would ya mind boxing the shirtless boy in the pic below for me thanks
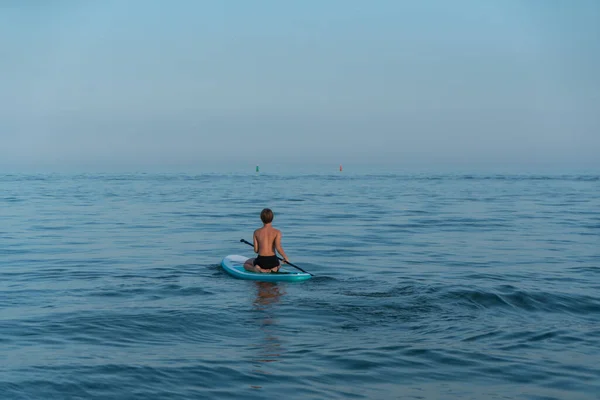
[244,208,289,273]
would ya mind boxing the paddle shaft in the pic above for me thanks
[240,239,313,276]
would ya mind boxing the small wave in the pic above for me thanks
[403,217,511,230]
[2,196,23,203]
[444,288,600,315]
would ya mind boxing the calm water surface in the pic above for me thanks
[1,172,599,399]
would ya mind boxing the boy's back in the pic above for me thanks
[254,225,281,257]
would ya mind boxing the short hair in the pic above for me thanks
[260,208,274,224]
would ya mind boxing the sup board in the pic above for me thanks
[221,255,312,282]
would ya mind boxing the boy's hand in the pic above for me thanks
[282,258,289,264]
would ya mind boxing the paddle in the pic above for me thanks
[240,239,314,276]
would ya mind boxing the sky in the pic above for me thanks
[1,0,599,171]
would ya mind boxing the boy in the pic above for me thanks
[244,208,289,273]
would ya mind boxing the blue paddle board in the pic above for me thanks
[221,255,312,282]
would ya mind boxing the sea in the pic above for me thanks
[1,170,599,399]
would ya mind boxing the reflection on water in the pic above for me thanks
[249,282,285,387]
[253,282,285,308]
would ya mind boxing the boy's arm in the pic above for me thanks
[253,231,259,253]
[275,231,289,262]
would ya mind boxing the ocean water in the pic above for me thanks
[1,172,599,400]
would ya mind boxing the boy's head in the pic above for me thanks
[260,208,274,224]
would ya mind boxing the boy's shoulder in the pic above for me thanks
[255,225,280,234]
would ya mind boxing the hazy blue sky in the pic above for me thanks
[1,0,599,171]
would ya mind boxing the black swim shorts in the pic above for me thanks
[253,255,280,270]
